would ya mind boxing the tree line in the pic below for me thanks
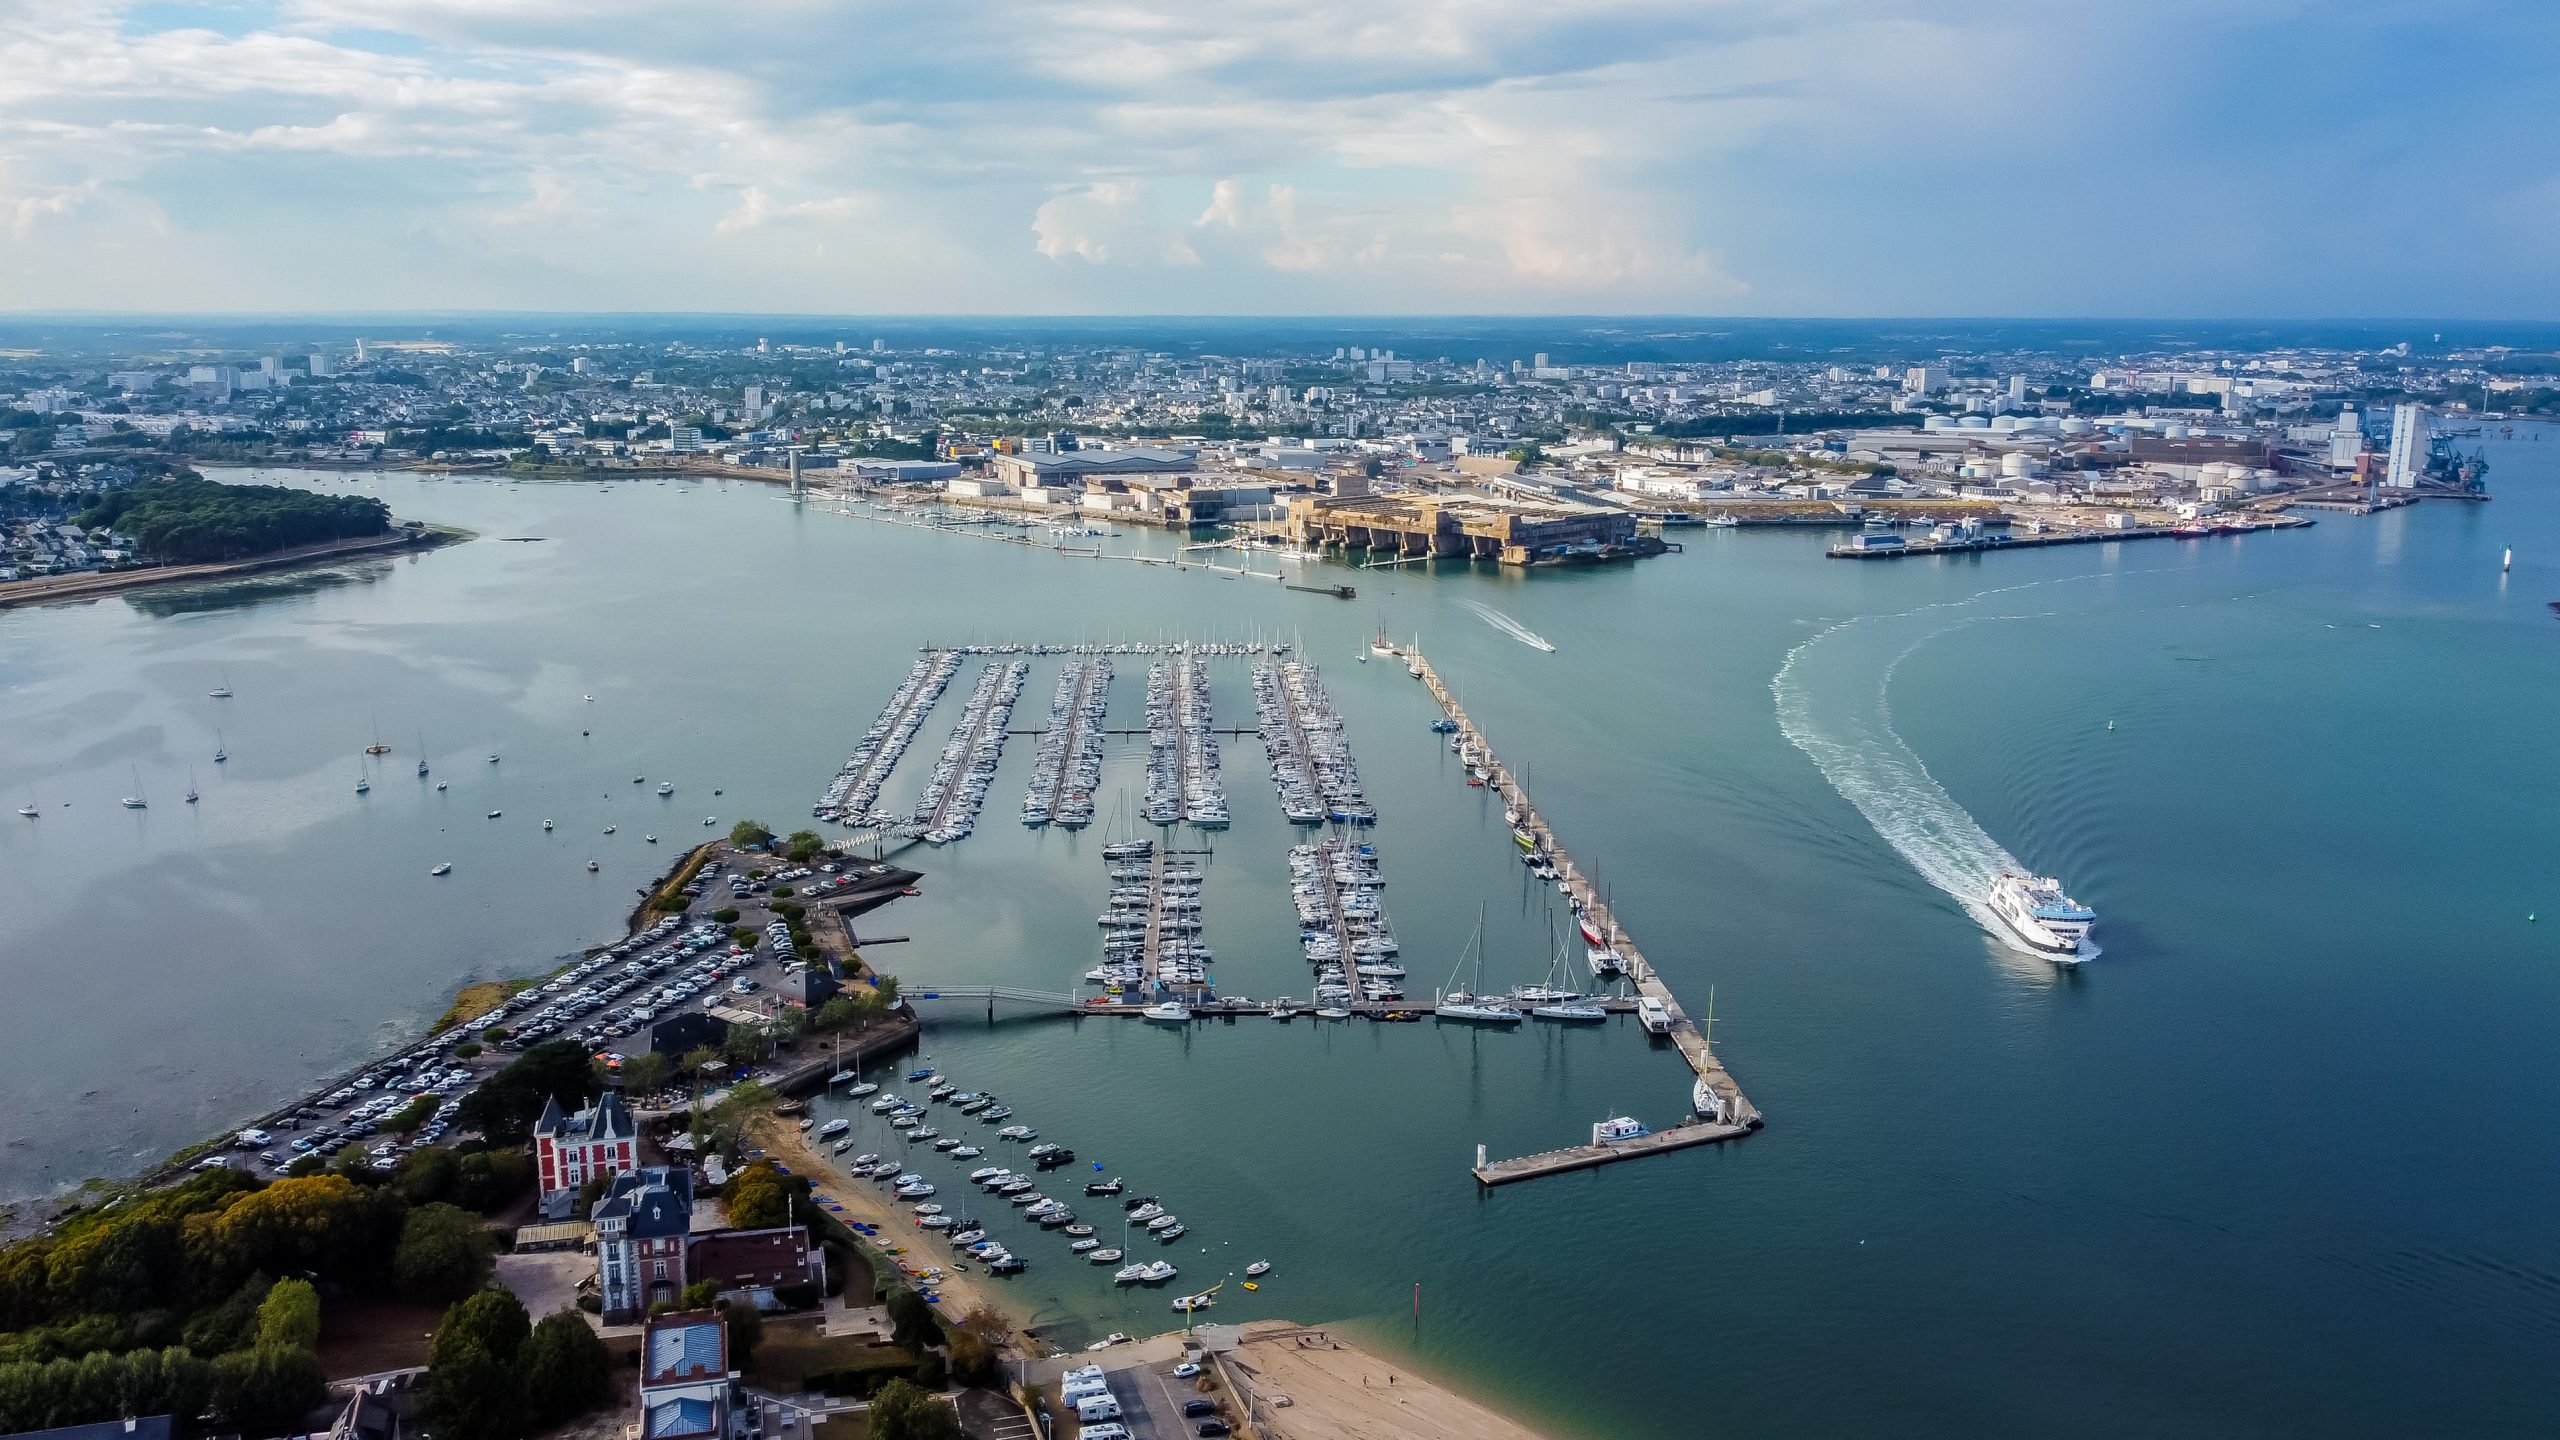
[75,475,390,563]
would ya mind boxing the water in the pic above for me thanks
[5,443,2558,1436]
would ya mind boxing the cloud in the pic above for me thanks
[0,0,2547,314]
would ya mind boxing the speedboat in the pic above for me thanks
[1171,1290,1215,1313]
[1128,1201,1164,1222]
[1245,1260,1271,1277]
[1141,1001,1193,1023]
[1070,1238,1100,1252]
[997,1124,1035,1141]
[430,863,452,877]
[1089,1248,1124,1264]
[1085,1179,1124,1196]
[1145,1213,1180,1231]
[657,782,674,796]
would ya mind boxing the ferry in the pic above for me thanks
[1986,872,2096,960]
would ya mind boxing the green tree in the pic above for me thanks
[255,1276,321,1351]
[719,1299,762,1366]
[210,1344,327,1433]
[696,1080,774,1158]
[518,1310,613,1427]
[883,1286,938,1350]
[452,1150,535,1213]
[867,1379,962,1440]
[721,1023,772,1066]
[424,1288,530,1440]
[620,1051,672,1094]
[458,1039,599,1142]
[396,1145,463,1205]
[729,819,775,850]
[395,1204,495,1302]
[784,830,824,863]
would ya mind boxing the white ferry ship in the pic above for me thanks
[1986,872,2095,960]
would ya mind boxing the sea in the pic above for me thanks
[3,430,2556,1437]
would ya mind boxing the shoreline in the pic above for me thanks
[0,525,465,610]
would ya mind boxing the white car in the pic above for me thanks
[1173,1362,1201,1379]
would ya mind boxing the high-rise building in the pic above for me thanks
[2006,374,2027,402]
[307,352,332,377]
[1533,352,1551,370]
[571,356,589,374]
[2384,403,2428,488]
[670,426,705,453]
[2328,408,2365,468]
[259,355,281,378]
[1904,366,1950,395]
[742,386,765,418]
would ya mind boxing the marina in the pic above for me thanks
[813,650,962,824]
[1393,642,1764,1183]
[905,657,1029,844]
[1021,656,1112,828]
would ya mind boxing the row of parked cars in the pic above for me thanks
[484,917,746,1052]
[1060,1360,1228,1438]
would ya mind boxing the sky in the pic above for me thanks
[1,0,2555,317]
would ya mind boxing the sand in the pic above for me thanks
[754,1117,1024,1334]
[1215,1320,1554,1440]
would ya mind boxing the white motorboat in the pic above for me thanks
[849,1082,880,1097]
[1593,1115,1650,1143]
[1141,1002,1193,1023]
[657,782,674,796]
[430,863,452,877]
[817,1118,850,1138]
[1245,1260,1271,1277]
[1089,1248,1124,1264]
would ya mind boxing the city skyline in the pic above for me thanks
[4,1,2557,318]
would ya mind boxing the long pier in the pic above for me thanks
[1397,645,1763,1185]
[1827,514,2312,560]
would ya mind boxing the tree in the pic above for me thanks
[518,1310,613,1428]
[721,1023,772,1066]
[620,1051,672,1094]
[730,819,775,850]
[722,1162,804,1230]
[773,1006,809,1044]
[396,1145,463,1205]
[867,1380,962,1440]
[872,974,901,1008]
[814,995,863,1032]
[256,1277,321,1351]
[210,1345,327,1433]
[425,1288,530,1440]
[459,1039,599,1142]
[696,1080,773,1158]
[883,1286,938,1351]
[395,1204,495,1302]
[719,1299,762,1366]
[785,830,824,863]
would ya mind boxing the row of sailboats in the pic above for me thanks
[1433,905,1620,1024]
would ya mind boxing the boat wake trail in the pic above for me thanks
[1457,600,1556,652]
[1771,576,2123,951]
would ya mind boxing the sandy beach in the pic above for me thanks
[1214,1320,1555,1440]
[754,1117,1027,1332]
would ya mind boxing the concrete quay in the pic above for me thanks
[1396,644,1764,1185]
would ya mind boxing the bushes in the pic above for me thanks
[651,895,689,913]
[255,1278,320,1351]
[518,1310,614,1428]
[385,1096,438,1133]
[394,1204,495,1302]
[802,1348,930,1400]
[712,908,740,924]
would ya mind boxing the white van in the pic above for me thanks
[1076,1426,1128,1440]
[1060,1381,1111,1407]
[1073,1396,1122,1424]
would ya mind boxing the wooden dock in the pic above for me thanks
[1398,646,1763,1186]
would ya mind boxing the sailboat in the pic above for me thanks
[208,670,234,699]
[185,768,200,804]
[416,734,430,778]
[18,787,39,819]
[213,729,228,763]
[1369,620,1395,657]
[120,766,147,809]
[1434,907,1521,1023]
[354,773,370,794]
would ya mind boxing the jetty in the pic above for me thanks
[1398,644,1763,1184]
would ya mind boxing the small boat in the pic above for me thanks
[208,672,233,699]
[487,810,502,819]
[1070,1238,1100,1253]
[908,1067,936,1081]
[184,769,199,804]
[1141,1001,1193,1023]
[1089,1248,1124,1264]
[435,781,447,791]
[1314,1006,1352,1020]
[586,860,599,872]
[1243,1281,1258,1290]
[542,819,554,830]
[1086,1179,1124,1196]
[1063,1223,1095,1237]
[704,816,717,826]
[430,862,452,877]
[848,1082,880,1097]
[1593,1115,1650,1144]
[1533,1000,1608,1022]
[657,782,674,796]
[354,776,370,794]
[488,754,500,763]
[1245,1260,1271,1277]
[644,835,657,844]
[1156,1222,1186,1241]
[633,776,645,785]
[828,1070,857,1086]
[603,825,616,834]
[1145,1213,1180,1231]
[213,732,227,763]
[817,1118,850,1138]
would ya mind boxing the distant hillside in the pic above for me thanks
[76,475,391,563]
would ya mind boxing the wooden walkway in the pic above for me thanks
[1396,644,1764,1184]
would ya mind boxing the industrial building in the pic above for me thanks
[1280,490,1655,565]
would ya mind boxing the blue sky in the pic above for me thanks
[2,1,2555,316]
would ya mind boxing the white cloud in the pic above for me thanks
[0,0,2542,314]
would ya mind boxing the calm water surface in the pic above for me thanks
[4,440,2557,1437]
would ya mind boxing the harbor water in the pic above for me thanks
[4,438,2558,1437]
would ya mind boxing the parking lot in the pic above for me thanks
[1059,1350,1234,1440]
[209,842,902,1180]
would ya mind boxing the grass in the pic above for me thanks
[743,1321,910,1393]
[436,978,533,1031]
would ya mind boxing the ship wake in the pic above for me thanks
[1457,599,1556,652]
[1772,578,2102,957]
